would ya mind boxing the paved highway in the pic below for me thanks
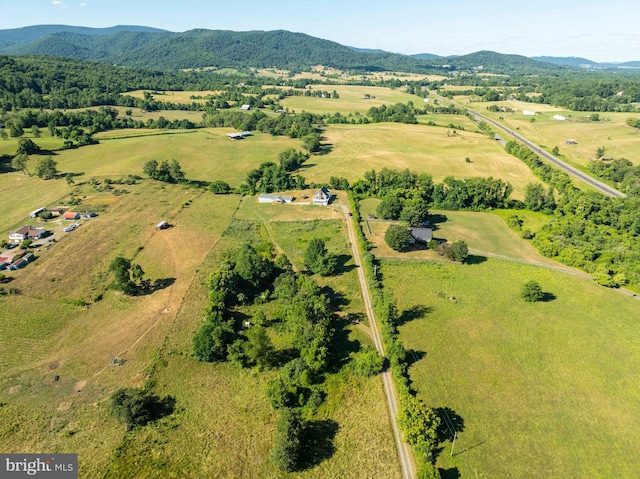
[429,92,625,198]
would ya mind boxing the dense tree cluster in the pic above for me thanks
[241,159,305,195]
[505,141,573,193]
[521,281,544,302]
[384,225,413,252]
[366,102,420,124]
[108,256,145,295]
[142,159,185,183]
[588,158,640,197]
[108,387,175,429]
[303,238,338,276]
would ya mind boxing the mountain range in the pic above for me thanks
[0,25,637,74]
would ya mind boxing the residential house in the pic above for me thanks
[313,187,331,206]
[9,226,46,244]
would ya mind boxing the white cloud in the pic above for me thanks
[52,0,67,6]
[79,2,86,6]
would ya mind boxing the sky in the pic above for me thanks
[1,0,639,62]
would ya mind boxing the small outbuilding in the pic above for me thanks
[29,207,46,218]
[155,221,170,230]
[411,227,433,243]
[258,194,294,204]
[566,139,577,145]
[523,110,535,116]
[553,115,566,121]
[62,211,80,220]
[227,131,252,140]
[9,258,28,271]
[240,104,251,111]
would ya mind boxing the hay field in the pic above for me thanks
[123,89,223,103]
[306,123,540,198]
[62,129,300,186]
[384,258,640,478]
[279,85,418,115]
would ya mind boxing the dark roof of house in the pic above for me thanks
[411,227,433,242]
[314,186,331,199]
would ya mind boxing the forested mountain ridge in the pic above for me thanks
[0,28,447,73]
[0,26,573,75]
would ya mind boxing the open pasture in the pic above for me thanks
[0,183,241,476]
[60,129,300,186]
[279,84,418,115]
[384,258,640,478]
[306,123,540,198]
[467,101,640,165]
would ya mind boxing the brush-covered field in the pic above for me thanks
[383,257,640,478]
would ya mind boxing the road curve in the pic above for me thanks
[429,92,625,198]
[341,204,415,479]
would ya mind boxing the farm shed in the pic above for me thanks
[240,104,251,111]
[9,258,28,271]
[411,227,433,243]
[62,211,80,220]
[156,221,169,230]
[227,131,252,140]
[29,207,46,218]
[258,194,294,204]
[553,115,566,121]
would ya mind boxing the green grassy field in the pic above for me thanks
[64,128,300,186]
[306,123,540,198]
[359,199,558,266]
[383,258,640,478]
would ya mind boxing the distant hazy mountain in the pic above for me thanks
[531,56,640,70]
[348,46,392,54]
[0,24,167,48]
[532,56,598,67]
[410,53,443,60]
[433,51,568,74]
